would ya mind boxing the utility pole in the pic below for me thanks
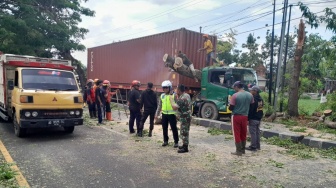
[274,0,288,112]
[280,4,293,112]
[268,0,276,105]
[200,26,202,34]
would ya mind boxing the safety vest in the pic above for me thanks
[161,94,176,115]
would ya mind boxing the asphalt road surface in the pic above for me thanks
[0,115,248,188]
[1,108,335,188]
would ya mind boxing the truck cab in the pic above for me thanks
[192,66,258,120]
[0,54,83,137]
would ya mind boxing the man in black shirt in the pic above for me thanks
[129,80,141,134]
[247,85,264,151]
[139,82,157,137]
[95,80,106,124]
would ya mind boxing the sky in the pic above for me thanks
[72,0,336,66]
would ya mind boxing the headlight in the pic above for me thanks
[32,111,38,117]
[75,110,80,116]
[70,111,75,115]
[25,112,31,117]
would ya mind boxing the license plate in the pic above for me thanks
[48,120,64,126]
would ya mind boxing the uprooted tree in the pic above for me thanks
[163,53,202,82]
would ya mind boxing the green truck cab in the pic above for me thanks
[192,66,258,120]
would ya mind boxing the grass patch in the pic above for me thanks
[267,159,284,168]
[205,153,216,162]
[298,99,320,115]
[278,119,298,128]
[0,161,18,188]
[207,128,232,136]
[289,127,307,132]
[265,137,336,160]
[308,122,336,135]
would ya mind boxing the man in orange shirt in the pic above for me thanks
[198,34,215,66]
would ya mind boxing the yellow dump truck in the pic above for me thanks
[0,54,83,137]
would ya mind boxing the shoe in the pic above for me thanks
[148,130,152,137]
[231,142,243,156]
[162,142,168,147]
[173,143,179,148]
[246,146,257,151]
[241,140,246,154]
[178,145,189,153]
[137,131,143,137]
[178,145,183,149]
[130,130,135,134]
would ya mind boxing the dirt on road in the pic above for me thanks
[84,107,336,188]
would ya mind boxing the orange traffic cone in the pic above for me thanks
[107,112,113,121]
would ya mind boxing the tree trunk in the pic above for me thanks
[163,54,202,81]
[288,20,305,117]
[61,50,87,91]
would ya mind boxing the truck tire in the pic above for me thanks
[200,103,219,120]
[64,126,75,133]
[13,112,26,137]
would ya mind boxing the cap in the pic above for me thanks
[249,85,261,92]
[232,81,243,88]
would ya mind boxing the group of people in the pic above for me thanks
[127,80,191,153]
[83,78,263,155]
[84,79,116,124]
[229,81,264,156]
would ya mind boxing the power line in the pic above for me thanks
[234,7,336,36]
[85,0,206,39]
[92,0,245,44]
[93,0,269,45]
[204,2,272,28]
[204,4,276,33]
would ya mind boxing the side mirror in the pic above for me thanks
[8,80,14,90]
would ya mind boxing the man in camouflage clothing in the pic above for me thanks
[172,84,191,153]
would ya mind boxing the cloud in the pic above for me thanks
[72,0,336,66]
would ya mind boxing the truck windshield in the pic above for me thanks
[231,69,257,86]
[22,69,78,91]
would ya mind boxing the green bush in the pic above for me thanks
[260,92,274,116]
[300,95,311,100]
[317,92,336,121]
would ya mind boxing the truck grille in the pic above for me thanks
[20,109,82,119]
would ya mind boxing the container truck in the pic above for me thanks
[87,28,258,120]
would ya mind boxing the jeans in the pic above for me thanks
[248,119,261,149]
[206,52,215,66]
[97,103,103,123]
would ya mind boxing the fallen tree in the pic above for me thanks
[163,54,202,82]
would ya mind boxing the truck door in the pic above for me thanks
[206,70,229,104]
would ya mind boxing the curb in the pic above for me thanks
[192,117,336,149]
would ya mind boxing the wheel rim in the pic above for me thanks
[204,106,213,118]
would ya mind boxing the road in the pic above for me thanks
[0,112,247,188]
[1,109,336,188]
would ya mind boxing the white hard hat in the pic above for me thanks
[161,80,172,88]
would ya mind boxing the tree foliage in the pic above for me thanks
[0,0,95,89]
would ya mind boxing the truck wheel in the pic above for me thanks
[64,126,75,133]
[200,103,219,120]
[13,113,26,137]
